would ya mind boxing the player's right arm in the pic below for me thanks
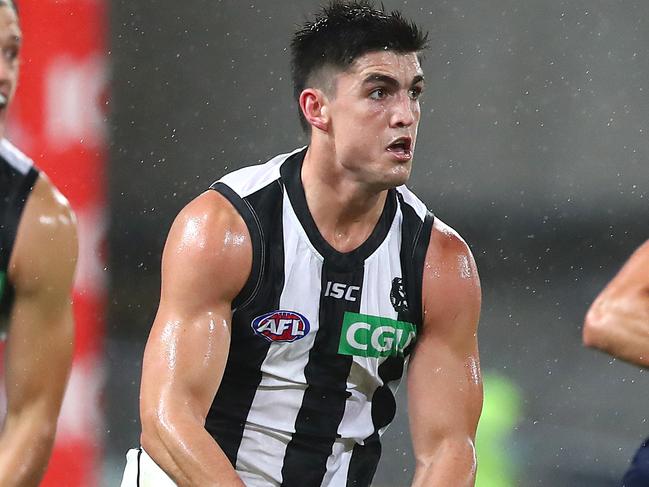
[0,175,77,487]
[139,190,250,486]
[583,239,649,368]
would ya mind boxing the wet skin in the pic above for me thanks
[300,51,425,253]
[302,51,425,193]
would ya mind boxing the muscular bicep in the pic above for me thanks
[4,175,77,424]
[140,190,252,425]
[407,219,482,462]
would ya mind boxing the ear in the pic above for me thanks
[299,88,329,132]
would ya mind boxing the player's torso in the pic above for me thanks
[206,148,432,487]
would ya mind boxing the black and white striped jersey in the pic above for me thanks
[208,147,434,487]
[0,139,39,326]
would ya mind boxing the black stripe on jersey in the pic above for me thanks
[280,265,364,487]
[0,164,38,318]
[136,447,142,487]
[0,278,15,323]
[210,182,263,310]
[346,441,381,487]
[280,150,397,270]
[205,181,285,466]
[396,193,435,335]
[1,165,38,271]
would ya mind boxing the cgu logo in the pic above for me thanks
[338,312,416,358]
[324,281,360,302]
[251,310,310,343]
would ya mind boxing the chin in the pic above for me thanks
[389,165,412,186]
[376,171,410,191]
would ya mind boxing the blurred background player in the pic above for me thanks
[0,1,77,485]
[122,1,482,485]
[583,240,649,486]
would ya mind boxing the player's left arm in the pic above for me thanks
[408,218,483,487]
[0,174,77,486]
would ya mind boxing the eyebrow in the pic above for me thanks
[362,73,425,88]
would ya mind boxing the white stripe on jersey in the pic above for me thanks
[396,184,428,221]
[0,139,34,175]
[321,439,355,486]
[219,147,305,198]
[236,424,291,487]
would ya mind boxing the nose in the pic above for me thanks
[0,54,12,87]
[0,57,9,82]
[390,92,417,128]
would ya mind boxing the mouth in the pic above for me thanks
[386,136,413,161]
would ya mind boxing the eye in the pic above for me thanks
[369,88,387,100]
[408,86,423,100]
[3,46,19,63]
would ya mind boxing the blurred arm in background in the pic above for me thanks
[139,190,248,486]
[408,219,483,486]
[0,174,77,487]
[583,239,649,368]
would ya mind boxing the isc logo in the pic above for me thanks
[251,310,310,343]
[324,281,360,302]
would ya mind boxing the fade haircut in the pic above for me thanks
[291,0,428,131]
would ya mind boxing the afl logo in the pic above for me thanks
[251,310,311,343]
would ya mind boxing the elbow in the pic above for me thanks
[140,404,172,452]
[414,436,477,481]
[582,305,609,351]
[35,422,58,454]
[140,399,196,454]
[19,420,58,470]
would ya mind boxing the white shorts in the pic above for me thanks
[120,447,177,487]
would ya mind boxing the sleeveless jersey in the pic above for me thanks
[207,147,434,487]
[0,140,39,327]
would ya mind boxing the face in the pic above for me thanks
[325,50,424,190]
[0,4,20,138]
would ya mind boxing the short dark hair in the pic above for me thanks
[291,0,428,131]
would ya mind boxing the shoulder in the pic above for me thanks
[162,190,252,302]
[427,217,473,262]
[421,217,481,333]
[9,173,78,293]
[169,189,249,249]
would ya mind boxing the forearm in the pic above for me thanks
[142,410,244,487]
[0,414,56,487]
[411,438,477,487]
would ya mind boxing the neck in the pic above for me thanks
[301,143,388,253]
